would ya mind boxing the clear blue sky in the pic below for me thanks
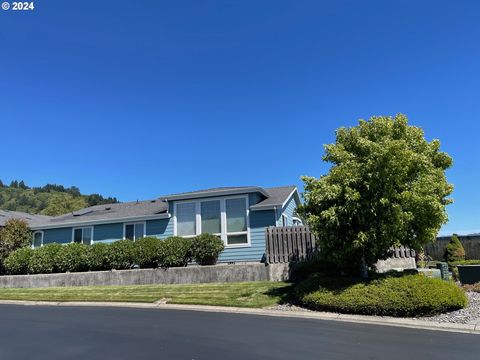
[1,1,479,235]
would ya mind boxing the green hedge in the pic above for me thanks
[134,237,163,268]
[295,273,467,317]
[159,236,192,268]
[4,234,224,275]
[191,233,224,265]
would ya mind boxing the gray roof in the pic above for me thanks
[0,210,52,227]
[159,186,269,201]
[250,186,298,210]
[33,199,169,228]
[30,185,299,229]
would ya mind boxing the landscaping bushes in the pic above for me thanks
[86,243,111,271]
[444,234,465,263]
[3,233,225,275]
[295,273,467,317]
[134,237,163,268]
[57,243,89,273]
[108,240,136,270]
[158,236,192,268]
[27,243,63,274]
[191,234,224,265]
[3,247,33,275]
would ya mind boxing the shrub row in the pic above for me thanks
[295,273,467,317]
[4,234,225,275]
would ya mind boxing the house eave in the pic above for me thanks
[30,213,171,230]
[161,187,269,202]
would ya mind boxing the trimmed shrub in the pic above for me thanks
[107,240,136,270]
[86,243,111,271]
[191,233,224,265]
[4,247,34,275]
[56,243,89,273]
[134,237,163,268]
[444,234,465,263]
[28,243,63,274]
[159,236,192,268]
[289,254,340,282]
[295,273,467,317]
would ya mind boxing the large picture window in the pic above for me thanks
[174,196,249,247]
[73,227,93,245]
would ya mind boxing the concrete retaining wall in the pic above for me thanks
[0,263,290,289]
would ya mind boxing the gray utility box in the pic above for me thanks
[457,265,480,285]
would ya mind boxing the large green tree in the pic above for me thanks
[298,114,453,274]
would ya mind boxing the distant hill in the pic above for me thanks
[0,180,118,216]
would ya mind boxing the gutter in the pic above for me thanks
[30,213,171,230]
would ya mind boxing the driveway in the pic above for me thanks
[0,305,478,359]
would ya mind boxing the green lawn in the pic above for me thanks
[0,282,292,308]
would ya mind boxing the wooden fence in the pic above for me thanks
[425,235,480,261]
[265,226,415,264]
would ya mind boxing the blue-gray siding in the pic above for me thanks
[93,223,123,243]
[146,218,173,239]
[218,209,276,262]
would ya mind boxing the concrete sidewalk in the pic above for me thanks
[0,299,478,335]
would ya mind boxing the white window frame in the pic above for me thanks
[123,221,146,241]
[71,226,93,245]
[32,231,44,249]
[173,195,250,248]
[282,214,288,227]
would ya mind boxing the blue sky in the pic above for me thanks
[0,1,479,234]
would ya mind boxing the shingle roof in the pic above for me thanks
[33,199,168,228]
[0,210,52,227]
[250,185,298,210]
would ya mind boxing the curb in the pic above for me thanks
[0,299,478,334]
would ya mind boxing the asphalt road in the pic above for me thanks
[0,305,478,360]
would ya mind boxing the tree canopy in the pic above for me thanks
[0,180,118,216]
[298,114,453,273]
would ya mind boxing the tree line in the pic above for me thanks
[0,180,118,216]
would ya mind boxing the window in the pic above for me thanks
[225,198,248,245]
[32,231,43,248]
[73,227,93,245]
[201,200,221,234]
[176,202,196,236]
[282,214,288,227]
[174,196,249,247]
[124,222,145,241]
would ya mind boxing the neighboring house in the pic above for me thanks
[28,186,302,262]
[0,210,51,228]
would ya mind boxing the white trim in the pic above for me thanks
[173,195,251,248]
[32,231,44,249]
[71,226,93,245]
[281,214,288,227]
[30,213,170,231]
[123,221,146,241]
[281,187,298,209]
[292,216,303,225]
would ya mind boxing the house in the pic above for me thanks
[28,186,302,263]
[0,210,51,228]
